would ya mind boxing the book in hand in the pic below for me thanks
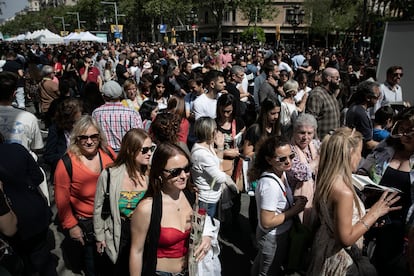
[352,174,402,193]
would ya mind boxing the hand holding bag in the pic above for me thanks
[101,168,111,220]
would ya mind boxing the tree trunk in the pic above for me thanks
[151,18,156,43]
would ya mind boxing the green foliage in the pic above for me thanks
[240,26,265,44]
[238,0,279,24]
[304,0,361,35]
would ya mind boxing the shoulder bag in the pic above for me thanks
[101,168,111,220]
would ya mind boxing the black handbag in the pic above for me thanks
[345,244,378,276]
[101,168,111,220]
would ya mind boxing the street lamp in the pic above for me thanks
[66,12,81,30]
[286,5,305,44]
[186,7,198,44]
[53,16,67,32]
[101,1,121,32]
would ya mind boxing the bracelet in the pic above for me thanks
[359,219,370,230]
[217,147,224,151]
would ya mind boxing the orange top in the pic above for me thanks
[54,148,115,229]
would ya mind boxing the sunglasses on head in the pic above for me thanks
[141,145,156,154]
[77,134,100,142]
[163,165,191,177]
[274,152,296,163]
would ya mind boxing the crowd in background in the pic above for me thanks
[0,39,412,276]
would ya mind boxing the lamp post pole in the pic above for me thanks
[67,12,80,30]
[101,1,120,32]
[286,5,305,46]
[53,16,66,32]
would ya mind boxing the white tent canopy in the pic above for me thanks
[5,34,27,41]
[80,31,105,42]
[63,31,105,44]
[63,32,82,44]
[27,29,63,44]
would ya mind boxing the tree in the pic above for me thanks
[240,26,265,44]
[304,0,360,47]
[238,0,279,26]
[198,0,237,41]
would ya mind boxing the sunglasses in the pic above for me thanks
[393,73,403,78]
[274,152,296,163]
[390,121,414,138]
[77,134,100,143]
[141,145,156,154]
[163,165,191,177]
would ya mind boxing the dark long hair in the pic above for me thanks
[257,97,281,136]
[145,143,190,198]
[216,93,235,124]
[111,128,151,180]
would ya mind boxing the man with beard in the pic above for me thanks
[193,70,225,120]
[346,80,381,157]
[258,62,280,104]
[306,67,341,139]
[374,65,406,113]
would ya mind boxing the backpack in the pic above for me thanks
[61,150,115,182]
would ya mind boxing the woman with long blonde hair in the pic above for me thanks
[308,127,401,275]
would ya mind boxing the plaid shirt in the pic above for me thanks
[306,86,340,139]
[92,103,143,151]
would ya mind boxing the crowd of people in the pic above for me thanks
[0,39,412,276]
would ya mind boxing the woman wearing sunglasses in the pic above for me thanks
[191,117,227,217]
[249,135,307,276]
[94,128,153,275]
[359,107,414,275]
[130,143,212,275]
[54,115,116,276]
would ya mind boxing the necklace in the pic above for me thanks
[161,191,181,211]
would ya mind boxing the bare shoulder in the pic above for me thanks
[330,176,354,203]
[135,197,153,216]
[131,197,153,229]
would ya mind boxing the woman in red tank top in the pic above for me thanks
[130,143,212,276]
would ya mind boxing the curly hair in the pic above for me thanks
[248,135,290,182]
[150,112,180,144]
[54,98,83,131]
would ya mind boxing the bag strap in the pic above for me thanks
[259,174,292,207]
[61,149,113,183]
[105,168,110,198]
[61,153,72,182]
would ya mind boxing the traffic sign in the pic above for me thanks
[159,24,167,34]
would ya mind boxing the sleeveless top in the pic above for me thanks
[157,228,191,258]
[119,190,146,218]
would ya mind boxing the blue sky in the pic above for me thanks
[2,0,28,20]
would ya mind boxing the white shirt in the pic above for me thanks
[256,172,293,235]
[192,93,217,120]
[0,105,44,157]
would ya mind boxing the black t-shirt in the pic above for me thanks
[217,118,245,150]
[3,60,24,87]
[116,63,128,86]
